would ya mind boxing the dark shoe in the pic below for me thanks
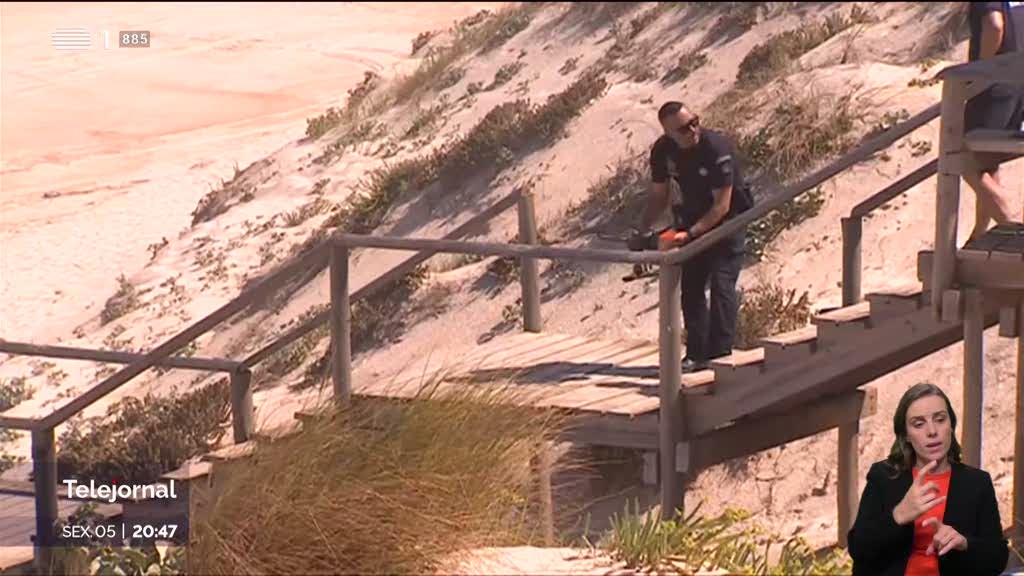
[681,357,709,373]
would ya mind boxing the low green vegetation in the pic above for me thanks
[100,274,142,325]
[56,379,230,484]
[0,376,33,474]
[735,279,813,349]
[602,500,851,574]
[736,5,876,88]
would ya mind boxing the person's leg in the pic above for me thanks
[964,161,1015,240]
[707,242,743,359]
[680,256,711,364]
[964,85,1020,241]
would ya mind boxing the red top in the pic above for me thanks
[905,466,952,576]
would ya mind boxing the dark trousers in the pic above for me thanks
[680,231,744,362]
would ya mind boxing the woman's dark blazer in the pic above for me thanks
[847,460,1009,576]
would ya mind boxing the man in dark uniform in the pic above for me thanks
[640,101,754,372]
[965,1,1024,241]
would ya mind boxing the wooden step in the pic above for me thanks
[759,325,818,364]
[866,287,928,321]
[812,301,872,344]
[709,348,765,389]
[201,441,256,463]
[964,128,1024,156]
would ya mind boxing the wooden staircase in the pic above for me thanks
[124,266,993,535]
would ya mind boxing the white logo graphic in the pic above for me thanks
[51,28,92,51]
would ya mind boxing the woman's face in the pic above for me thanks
[904,394,952,466]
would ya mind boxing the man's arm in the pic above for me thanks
[980,8,1005,59]
[687,184,732,237]
[641,181,670,231]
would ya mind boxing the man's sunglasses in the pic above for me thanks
[676,116,700,135]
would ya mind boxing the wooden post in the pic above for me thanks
[517,192,542,333]
[229,367,254,443]
[330,243,352,403]
[536,441,554,545]
[658,264,684,519]
[962,288,984,467]
[31,427,58,573]
[1015,298,1024,544]
[932,78,967,321]
[837,420,859,548]
[841,217,862,306]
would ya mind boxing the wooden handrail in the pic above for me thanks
[37,243,330,430]
[662,103,941,266]
[331,233,667,264]
[0,340,240,372]
[242,190,524,368]
[850,159,938,218]
[842,159,940,306]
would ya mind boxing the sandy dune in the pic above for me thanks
[0,1,503,341]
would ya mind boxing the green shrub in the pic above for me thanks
[602,499,852,574]
[56,379,231,484]
[737,6,876,88]
[735,280,813,348]
[100,274,142,325]
[746,187,826,262]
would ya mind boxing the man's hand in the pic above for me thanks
[658,230,691,251]
[892,460,946,525]
[922,518,967,556]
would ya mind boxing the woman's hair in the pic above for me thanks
[885,382,963,478]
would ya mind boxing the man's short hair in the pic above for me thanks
[658,101,685,122]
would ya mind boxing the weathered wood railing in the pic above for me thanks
[0,89,955,570]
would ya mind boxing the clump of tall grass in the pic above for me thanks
[187,382,563,574]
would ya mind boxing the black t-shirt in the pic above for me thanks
[969,1,1024,60]
[649,128,753,231]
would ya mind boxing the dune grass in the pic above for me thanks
[185,383,562,575]
[602,499,852,574]
[735,279,813,349]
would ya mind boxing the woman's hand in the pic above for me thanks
[922,518,968,556]
[892,460,946,525]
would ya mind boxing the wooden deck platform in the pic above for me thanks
[354,331,705,417]
[0,485,121,571]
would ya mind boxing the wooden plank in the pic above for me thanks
[850,159,938,218]
[955,256,1024,290]
[813,302,871,324]
[330,245,352,402]
[678,389,877,473]
[942,289,964,324]
[960,248,992,261]
[686,303,997,437]
[964,129,1024,156]
[363,335,600,399]
[531,350,662,411]
[162,461,212,481]
[938,51,1024,82]
[517,192,542,333]
[485,344,661,410]
[838,418,860,548]
[334,233,665,265]
[761,325,817,347]
[659,259,685,521]
[1001,305,1020,338]
[516,339,652,384]
[0,341,238,372]
[933,77,967,320]
[202,442,255,463]
[962,289,984,468]
[710,348,764,368]
[361,333,574,395]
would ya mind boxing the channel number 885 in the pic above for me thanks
[119,31,149,47]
